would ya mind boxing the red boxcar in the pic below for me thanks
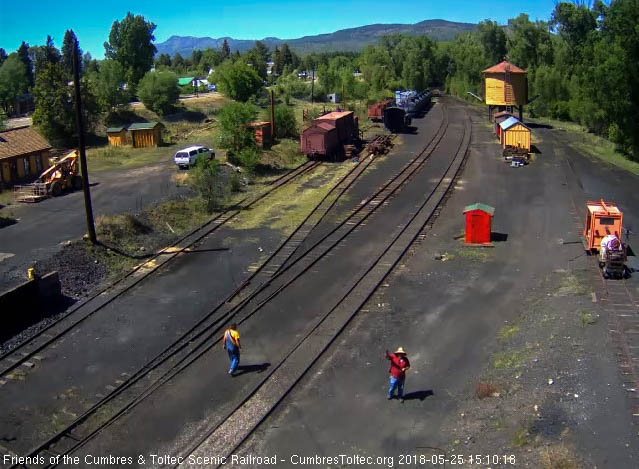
[463,203,494,244]
[301,122,340,158]
[368,98,394,121]
[314,111,358,144]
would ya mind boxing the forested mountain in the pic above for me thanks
[155,19,476,57]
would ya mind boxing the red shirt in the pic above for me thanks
[387,352,410,379]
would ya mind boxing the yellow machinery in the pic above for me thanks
[14,150,83,202]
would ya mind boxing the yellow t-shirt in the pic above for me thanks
[224,329,240,347]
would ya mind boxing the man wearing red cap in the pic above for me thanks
[386,347,410,402]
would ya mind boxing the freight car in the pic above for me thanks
[383,106,411,133]
[301,110,360,159]
[384,90,431,132]
[368,98,394,122]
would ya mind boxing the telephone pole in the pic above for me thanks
[72,39,96,244]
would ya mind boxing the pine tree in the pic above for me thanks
[62,30,82,77]
[17,42,33,88]
[221,39,231,60]
[0,48,7,67]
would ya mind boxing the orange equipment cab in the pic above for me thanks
[583,200,623,252]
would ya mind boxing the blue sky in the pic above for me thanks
[0,0,559,59]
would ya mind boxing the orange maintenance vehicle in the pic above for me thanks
[583,200,623,252]
[14,150,83,202]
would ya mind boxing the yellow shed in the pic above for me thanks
[106,126,129,146]
[483,61,528,121]
[499,117,531,152]
[128,122,165,148]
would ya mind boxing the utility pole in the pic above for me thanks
[311,69,315,104]
[72,40,96,244]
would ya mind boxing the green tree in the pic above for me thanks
[221,39,231,60]
[0,48,7,67]
[190,157,229,213]
[0,54,29,114]
[104,12,157,88]
[191,50,202,67]
[32,61,97,146]
[478,20,507,64]
[272,105,298,139]
[61,30,81,77]
[91,59,129,111]
[83,52,99,74]
[137,70,179,115]
[217,101,258,158]
[507,14,554,70]
[17,42,33,88]
[172,52,185,70]
[211,61,263,102]
[156,53,171,68]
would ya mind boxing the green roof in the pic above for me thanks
[128,122,163,130]
[106,126,126,133]
[178,77,196,86]
[463,203,495,215]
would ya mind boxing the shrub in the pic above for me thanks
[189,156,229,213]
[211,61,263,102]
[137,70,179,115]
[273,105,298,139]
[217,101,258,155]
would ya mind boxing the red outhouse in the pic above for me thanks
[463,203,494,244]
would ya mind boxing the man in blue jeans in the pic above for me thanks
[222,323,241,376]
[386,347,410,402]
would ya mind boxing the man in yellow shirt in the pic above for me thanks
[222,323,241,376]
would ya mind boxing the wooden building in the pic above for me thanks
[106,126,129,146]
[247,121,272,148]
[494,111,515,138]
[128,122,165,148]
[0,126,51,185]
[483,61,528,121]
[499,117,531,152]
[463,203,494,245]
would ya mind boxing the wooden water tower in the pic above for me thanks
[482,60,528,121]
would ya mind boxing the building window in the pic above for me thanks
[35,154,42,172]
[23,157,30,176]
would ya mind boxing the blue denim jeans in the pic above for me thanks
[227,348,240,374]
[388,376,404,399]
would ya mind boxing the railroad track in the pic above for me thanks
[2,134,396,468]
[181,109,472,467]
[0,160,319,381]
[6,107,450,468]
[555,129,639,421]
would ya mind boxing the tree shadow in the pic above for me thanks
[0,215,17,229]
[402,390,434,401]
[233,362,271,376]
[491,232,508,242]
[163,109,207,123]
[527,122,553,129]
[530,145,542,154]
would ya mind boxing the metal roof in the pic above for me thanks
[463,203,495,215]
[586,200,621,215]
[178,77,196,86]
[128,122,163,131]
[106,126,126,133]
[482,61,527,74]
[316,111,353,120]
[0,126,51,160]
[499,116,530,131]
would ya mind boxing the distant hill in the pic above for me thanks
[155,19,476,57]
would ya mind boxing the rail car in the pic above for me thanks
[301,110,360,159]
[382,90,432,132]
[368,98,394,122]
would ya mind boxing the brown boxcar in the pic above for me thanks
[368,98,394,121]
[301,122,340,158]
[314,111,358,144]
[247,121,272,148]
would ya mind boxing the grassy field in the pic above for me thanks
[526,114,639,177]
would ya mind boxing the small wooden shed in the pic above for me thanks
[494,111,515,137]
[463,203,494,245]
[128,122,165,148]
[106,126,128,146]
[247,121,272,148]
[499,117,531,152]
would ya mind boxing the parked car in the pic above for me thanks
[173,145,215,169]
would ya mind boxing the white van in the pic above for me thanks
[173,145,215,169]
